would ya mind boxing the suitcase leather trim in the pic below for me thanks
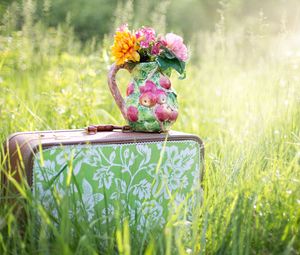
[4,129,204,188]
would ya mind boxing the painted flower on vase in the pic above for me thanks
[127,106,139,122]
[126,82,135,96]
[159,75,171,89]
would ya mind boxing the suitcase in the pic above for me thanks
[3,125,204,234]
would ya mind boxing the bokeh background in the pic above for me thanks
[1,0,300,41]
[0,1,299,254]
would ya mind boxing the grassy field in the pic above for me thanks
[0,4,300,255]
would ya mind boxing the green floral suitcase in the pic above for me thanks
[5,125,204,234]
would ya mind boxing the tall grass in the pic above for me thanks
[0,1,300,254]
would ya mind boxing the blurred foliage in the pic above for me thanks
[1,0,300,41]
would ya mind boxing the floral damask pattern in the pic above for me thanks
[33,140,202,233]
[132,179,152,200]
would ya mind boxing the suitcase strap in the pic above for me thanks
[85,124,131,135]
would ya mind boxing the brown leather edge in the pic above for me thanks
[2,133,38,194]
[3,128,86,185]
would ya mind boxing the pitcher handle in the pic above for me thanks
[107,63,127,120]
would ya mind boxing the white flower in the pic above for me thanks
[102,204,115,224]
[165,146,196,173]
[164,169,181,191]
[35,159,65,186]
[93,166,114,189]
[82,147,102,166]
[123,148,130,159]
[42,160,56,178]
[132,179,151,200]
[77,179,103,221]
[158,145,196,199]
[136,200,165,232]
[181,175,189,189]
[191,162,201,189]
[174,193,186,207]
[55,146,80,166]
[136,144,151,164]
[115,179,127,194]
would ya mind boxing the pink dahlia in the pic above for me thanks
[151,41,162,55]
[163,33,188,61]
[136,27,156,48]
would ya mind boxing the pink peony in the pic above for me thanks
[136,27,156,48]
[163,33,188,61]
[127,106,139,122]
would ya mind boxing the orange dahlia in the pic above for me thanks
[111,30,140,65]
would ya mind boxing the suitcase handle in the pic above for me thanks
[107,63,128,120]
[86,124,131,134]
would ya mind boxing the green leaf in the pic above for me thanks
[160,47,176,59]
[178,70,186,80]
[156,55,186,76]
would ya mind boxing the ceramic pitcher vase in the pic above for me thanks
[108,62,178,132]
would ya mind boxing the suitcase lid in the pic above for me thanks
[4,127,204,186]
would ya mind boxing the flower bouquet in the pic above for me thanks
[111,24,188,77]
[107,24,188,132]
